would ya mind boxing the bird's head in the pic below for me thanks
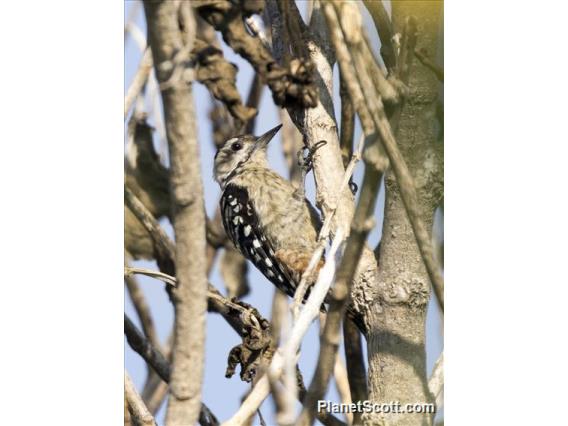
[214,124,282,186]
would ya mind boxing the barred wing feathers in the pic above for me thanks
[220,184,297,298]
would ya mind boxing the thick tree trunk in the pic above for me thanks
[365,2,443,425]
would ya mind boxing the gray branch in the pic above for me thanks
[125,314,220,426]
[143,2,208,424]
[125,370,157,426]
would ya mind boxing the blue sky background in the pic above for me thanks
[124,1,443,424]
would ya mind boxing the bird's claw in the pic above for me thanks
[297,140,327,174]
[349,179,358,195]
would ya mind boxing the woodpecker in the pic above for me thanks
[214,124,324,303]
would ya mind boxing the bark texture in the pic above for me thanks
[144,2,208,425]
[365,2,443,425]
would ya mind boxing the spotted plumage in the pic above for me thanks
[220,184,297,297]
[214,125,326,309]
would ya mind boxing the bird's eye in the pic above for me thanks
[231,142,242,151]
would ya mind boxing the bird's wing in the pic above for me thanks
[220,184,297,298]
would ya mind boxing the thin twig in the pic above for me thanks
[268,294,296,426]
[279,108,304,185]
[339,74,354,169]
[414,47,444,82]
[124,185,175,274]
[125,22,147,52]
[125,261,264,342]
[142,329,172,413]
[125,29,167,159]
[125,314,171,382]
[333,356,353,425]
[146,70,168,159]
[243,73,264,134]
[125,48,153,120]
[124,269,162,352]
[124,0,142,43]
[362,0,396,71]
[342,317,367,426]
[267,290,289,424]
[125,371,157,426]
[281,308,297,426]
[323,4,375,137]
[145,379,169,415]
[428,351,444,409]
[125,266,177,287]
[357,34,401,105]
[141,363,165,409]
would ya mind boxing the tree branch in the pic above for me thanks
[125,314,220,426]
[279,108,304,185]
[362,0,396,71]
[124,183,175,275]
[125,266,177,287]
[428,352,444,410]
[143,371,169,414]
[223,229,345,426]
[298,137,384,425]
[144,2,208,424]
[342,316,367,426]
[193,37,257,127]
[332,356,353,425]
[267,0,352,236]
[324,1,443,314]
[125,314,171,382]
[125,48,153,120]
[268,292,295,426]
[195,0,318,109]
[266,0,385,333]
[195,16,257,130]
[126,304,342,426]
[125,370,157,426]
[125,0,142,44]
[244,73,264,134]
[124,270,162,353]
[291,132,366,319]
[338,73,354,169]
[125,182,262,341]
[414,47,444,82]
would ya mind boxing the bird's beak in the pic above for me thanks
[255,124,283,150]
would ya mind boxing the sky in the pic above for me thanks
[124,1,443,424]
